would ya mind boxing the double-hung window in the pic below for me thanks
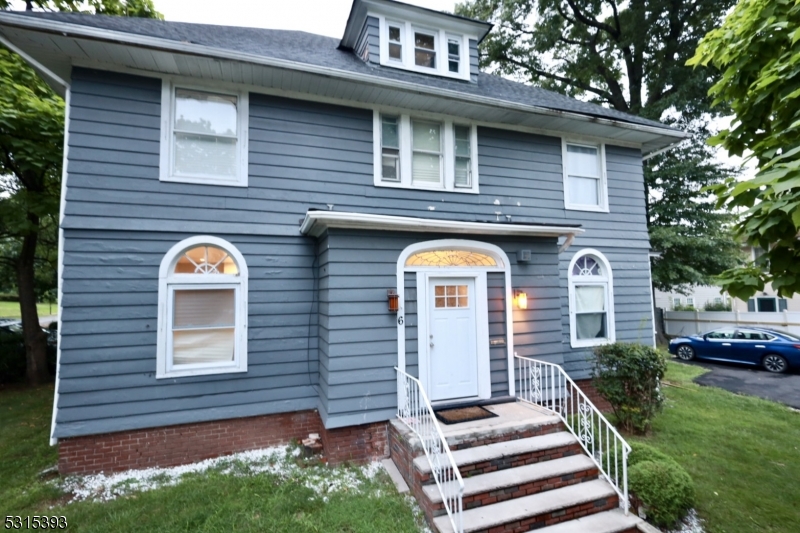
[380,19,471,81]
[413,30,437,69]
[569,250,615,348]
[157,237,248,378]
[160,81,249,186]
[374,112,478,193]
[563,140,607,211]
[388,23,403,61]
[447,37,460,73]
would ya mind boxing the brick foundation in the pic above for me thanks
[573,379,613,413]
[59,410,389,475]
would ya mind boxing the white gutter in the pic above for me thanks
[0,13,687,147]
[299,211,584,239]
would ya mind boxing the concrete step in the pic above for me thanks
[423,454,598,507]
[414,431,580,478]
[532,509,643,533]
[433,479,618,533]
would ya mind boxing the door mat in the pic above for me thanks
[434,405,498,425]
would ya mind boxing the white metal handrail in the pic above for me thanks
[514,354,631,514]
[395,367,464,533]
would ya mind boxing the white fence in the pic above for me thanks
[664,310,800,337]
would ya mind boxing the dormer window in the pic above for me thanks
[414,30,436,68]
[448,38,460,73]
[388,24,402,61]
[378,19,472,81]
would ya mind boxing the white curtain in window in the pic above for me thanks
[567,145,598,176]
[576,285,605,312]
[576,314,606,339]
[568,176,600,205]
[575,285,607,340]
[172,288,236,365]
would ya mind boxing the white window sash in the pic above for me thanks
[159,80,249,187]
[562,139,608,212]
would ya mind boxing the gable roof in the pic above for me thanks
[7,11,671,133]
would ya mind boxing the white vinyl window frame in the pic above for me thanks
[568,249,616,349]
[159,79,249,187]
[562,139,609,212]
[377,16,471,81]
[156,236,248,378]
[373,110,479,194]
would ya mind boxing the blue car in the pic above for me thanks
[668,327,800,373]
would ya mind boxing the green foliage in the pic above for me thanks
[592,342,667,434]
[628,441,672,467]
[629,459,695,527]
[702,300,731,311]
[0,0,162,18]
[456,0,742,292]
[672,303,696,311]
[689,0,800,299]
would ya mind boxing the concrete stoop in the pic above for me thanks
[388,402,646,533]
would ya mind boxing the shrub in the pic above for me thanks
[628,442,672,466]
[629,459,694,528]
[672,303,696,311]
[703,301,732,311]
[592,342,667,434]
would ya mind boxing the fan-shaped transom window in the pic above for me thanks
[174,245,239,275]
[572,255,603,277]
[568,250,615,348]
[405,250,499,267]
[157,237,248,379]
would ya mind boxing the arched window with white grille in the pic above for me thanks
[568,249,615,348]
[157,236,248,378]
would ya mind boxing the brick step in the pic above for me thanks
[532,509,642,533]
[433,479,618,533]
[423,455,599,515]
[414,432,582,483]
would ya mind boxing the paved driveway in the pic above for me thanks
[676,359,800,409]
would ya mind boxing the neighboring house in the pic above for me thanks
[655,245,800,312]
[0,0,683,480]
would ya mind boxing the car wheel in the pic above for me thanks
[762,354,788,373]
[676,344,695,361]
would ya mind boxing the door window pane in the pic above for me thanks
[414,32,436,68]
[434,285,469,308]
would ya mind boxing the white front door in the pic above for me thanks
[427,277,479,402]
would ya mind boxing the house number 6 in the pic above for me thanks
[397,316,404,325]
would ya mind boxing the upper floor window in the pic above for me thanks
[157,236,248,378]
[373,111,479,193]
[379,19,470,80]
[562,140,608,212]
[160,80,249,187]
[568,249,615,348]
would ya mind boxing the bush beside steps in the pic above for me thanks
[628,443,695,528]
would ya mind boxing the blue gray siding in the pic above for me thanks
[355,16,380,63]
[469,39,479,83]
[57,230,319,438]
[60,66,652,436]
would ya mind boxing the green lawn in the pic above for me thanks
[630,361,800,533]
[0,385,420,532]
[0,301,55,319]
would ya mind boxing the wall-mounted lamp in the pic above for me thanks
[514,290,528,310]
[387,289,399,313]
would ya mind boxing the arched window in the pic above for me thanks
[157,237,248,378]
[405,249,500,267]
[568,249,615,348]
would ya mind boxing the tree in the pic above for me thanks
[0,0,161,385]
[689,0,800,299]
[456,0,742,293]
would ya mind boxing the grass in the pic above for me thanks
[0,385,421,532]
[0,301,55,319]
[629,360,800,533]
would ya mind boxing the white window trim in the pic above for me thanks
[568,248,616,349]
[159,79,249,187]
[377,16,471,81]
[562,138,609,213]
[373,110,479,194]
[157,236,249,378]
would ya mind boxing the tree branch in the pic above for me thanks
[499,52,615,102]
[563,0,620,38]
